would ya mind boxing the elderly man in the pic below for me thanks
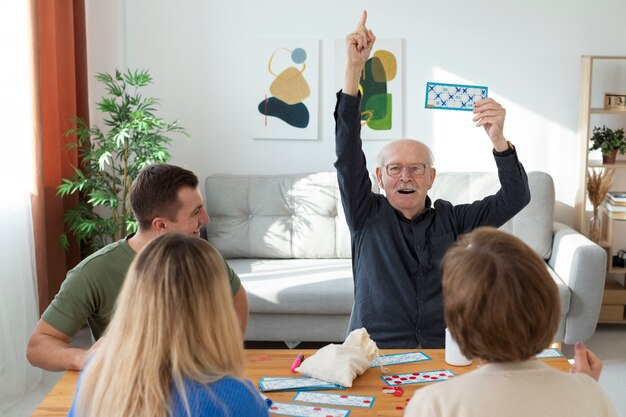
[335,11,530,348]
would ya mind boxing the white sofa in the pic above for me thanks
[204,171,606,345]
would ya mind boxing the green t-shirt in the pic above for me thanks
[42,236,241,340]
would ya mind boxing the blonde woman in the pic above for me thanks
[68,233,269,417]
[405,227,616,417]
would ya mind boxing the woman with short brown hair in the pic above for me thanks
[406,227,616,417]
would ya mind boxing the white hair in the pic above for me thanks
[376,139,435,166]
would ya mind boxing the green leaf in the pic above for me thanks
[59,234,69,251]
[58,68,187,253]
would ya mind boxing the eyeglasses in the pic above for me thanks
[384,163,430,177]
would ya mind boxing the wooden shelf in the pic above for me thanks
[590,108,626,115]
[587,161,626,169]
[578,56,626,326]
[584,55,626,60]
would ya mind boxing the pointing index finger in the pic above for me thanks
[357,10,367,28]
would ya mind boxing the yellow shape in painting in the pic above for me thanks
[372,50,397,82]
[270,67,310,105]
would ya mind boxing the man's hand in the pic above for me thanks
[570,341,603,382]
[472,98,508,152]
[343,10,376,96]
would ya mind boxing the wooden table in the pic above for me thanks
[32,349,571,417]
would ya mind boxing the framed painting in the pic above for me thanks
[252,38,319,140]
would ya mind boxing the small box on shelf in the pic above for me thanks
[603,279,626,305]
[599,305,625,321]
[604,93,626,111]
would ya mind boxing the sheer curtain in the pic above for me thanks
[0,0,42,413]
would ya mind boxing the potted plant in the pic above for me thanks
[57,69,187,254]
[586,167,614,242]
[589,125,626,164]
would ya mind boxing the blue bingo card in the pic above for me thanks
[425,82,488,111]
[536,348,565,358]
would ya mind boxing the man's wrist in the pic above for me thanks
[69,347,89,370]
[493,141,514,157]
[344,66,362,96]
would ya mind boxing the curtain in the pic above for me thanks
[0,0,87,412]
[0,1,42,412]
[35,0,86,312]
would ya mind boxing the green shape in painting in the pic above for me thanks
[365,93,392,130]
[360,57,387,123]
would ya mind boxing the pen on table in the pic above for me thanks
[260,392,272,408]
[290,352,304,373]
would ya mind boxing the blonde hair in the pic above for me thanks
[76,233,245,417]
[442,227,560,362]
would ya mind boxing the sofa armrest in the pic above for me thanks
[548,222,607,343]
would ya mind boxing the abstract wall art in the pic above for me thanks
[335,38,403,140]
[252,39,319,140]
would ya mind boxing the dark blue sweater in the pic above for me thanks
[334,92,530,348]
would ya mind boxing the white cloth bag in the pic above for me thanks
[295,328,379,387]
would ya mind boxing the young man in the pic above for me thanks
[27,164,248,371]
[335,11,530,348]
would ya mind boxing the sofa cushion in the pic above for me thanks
[428,171,554,259]
[228,258,354,315]
[205,172,351,259]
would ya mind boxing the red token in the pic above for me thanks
[412,372,420,375]
[270,406,277,410]
[400,377,407,380]
[396,406,404,410]
[385,377,392,380]
[409,376,416,379]
[439,373,446,376]
[340,395,348,398]
[363,400,371,403]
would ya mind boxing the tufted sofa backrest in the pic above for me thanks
[204,172,359,259]
[429,171,555,259]
[204,171,554,260]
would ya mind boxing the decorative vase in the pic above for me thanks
[602,149,618,164]
[589,207,602,243]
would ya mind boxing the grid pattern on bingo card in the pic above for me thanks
[294,391,375,408]
[425,82,488,111]
[268,402,351,417]
[370,351,431,367]
[381,369,456,386]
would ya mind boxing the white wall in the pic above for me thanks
[85,0,626,227]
